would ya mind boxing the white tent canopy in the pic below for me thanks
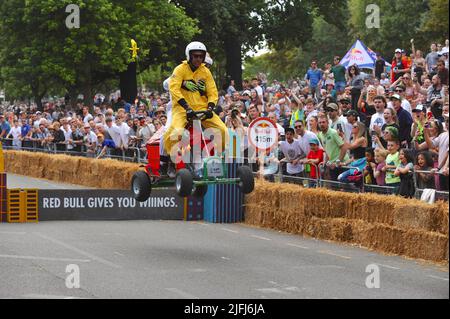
[339,39,390,70]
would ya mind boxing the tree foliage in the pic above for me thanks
[0,0,197,106]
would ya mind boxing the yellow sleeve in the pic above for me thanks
[205,68,218,106]
[169,64,186,106]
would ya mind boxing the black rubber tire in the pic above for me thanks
[175,169,193,197]
[131,171,152,202]
[192,184,208,198]
[237,166,255,194]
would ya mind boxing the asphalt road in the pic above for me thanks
[7,173,93,189]
[2,173,448,299]
[0,220,448,299]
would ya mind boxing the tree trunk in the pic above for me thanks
[224,38,243,90]
[67,87,78,111]
[31,86,45,112]
[119,62,137,104]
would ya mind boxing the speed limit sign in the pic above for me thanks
[248,117,279,151]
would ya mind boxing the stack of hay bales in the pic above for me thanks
[4,151,140,189]
[245,180,449,263]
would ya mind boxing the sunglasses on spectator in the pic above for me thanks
[294,125,303,129]
[395,89,404,92]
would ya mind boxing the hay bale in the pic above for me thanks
[403,229,448,262]
[352,223,406,255]
[305,217,353,242]
[4,150,141,189]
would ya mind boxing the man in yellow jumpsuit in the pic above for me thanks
[164,41,228,162]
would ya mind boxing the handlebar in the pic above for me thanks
[187,110,212,122]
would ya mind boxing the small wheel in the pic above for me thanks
[192,184,208,198]
[237,166,254,194]
[175,169,193,197]
[131,171,152,202]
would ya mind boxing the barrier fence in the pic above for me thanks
[1,137,146,163]
[2,138,449,201]
[254,159,449,201]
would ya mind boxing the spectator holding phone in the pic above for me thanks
[411,104,429,145]
[391,49,411,83]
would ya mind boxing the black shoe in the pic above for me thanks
[167,162,176,178]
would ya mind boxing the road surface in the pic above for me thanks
[0,220,448,299]
[1,173,448,299]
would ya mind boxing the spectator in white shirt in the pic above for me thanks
[293,120,319,155]
[105,117,122,156]
[82,106,94,124]
[279,127,307,176]
[6,119,22,150]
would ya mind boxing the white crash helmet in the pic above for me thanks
[185,41,207,62]
[204,52,213,67]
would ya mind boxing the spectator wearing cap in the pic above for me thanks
[317,115,349,181]
[343,109,360,142]
[326,103,349,142]
[411,104,429,145]
[279,127,307,177]
[387,85,412,115]
[389,93,413,148]
[302,137,324,182]
[391,48,411,83]
[33,111,43,129]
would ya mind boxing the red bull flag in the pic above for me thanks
[339,39,386,70]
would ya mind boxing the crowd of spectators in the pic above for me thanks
[1,39,448,197]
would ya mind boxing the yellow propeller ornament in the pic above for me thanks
[129,39,139,62]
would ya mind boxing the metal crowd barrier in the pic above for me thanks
[413,169,449,201]
[0,138,148,164]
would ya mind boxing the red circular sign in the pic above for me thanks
[248,117,279,151]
